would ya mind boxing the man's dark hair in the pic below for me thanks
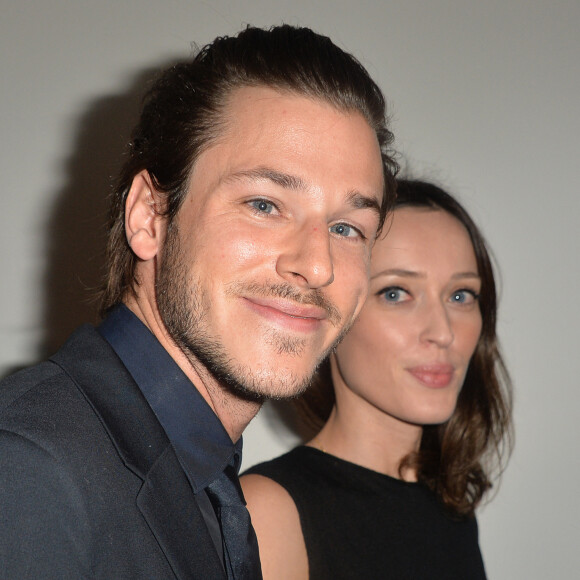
[99,24,398,315]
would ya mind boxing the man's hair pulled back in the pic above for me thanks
[100,24,398,315]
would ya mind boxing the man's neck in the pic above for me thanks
[123,297,261,442]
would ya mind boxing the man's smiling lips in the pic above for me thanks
[243,296,328,332]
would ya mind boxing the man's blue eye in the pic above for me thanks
[251,200,274,213]
[330,223,355,237]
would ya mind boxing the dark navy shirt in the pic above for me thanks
[98,304,242,562]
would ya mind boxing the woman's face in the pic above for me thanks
[331,207,483,427]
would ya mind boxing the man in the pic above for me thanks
[0,25,397,579]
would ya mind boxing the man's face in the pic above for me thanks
[156,86,385,400]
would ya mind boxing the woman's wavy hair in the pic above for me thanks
[294,179,513,516]
[98,24,398,315]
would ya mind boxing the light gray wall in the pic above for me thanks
[1,1,578,578]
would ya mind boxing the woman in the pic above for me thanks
[241,180,513,579]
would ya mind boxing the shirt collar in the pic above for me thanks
[98,304,242,492]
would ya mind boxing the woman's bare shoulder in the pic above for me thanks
[241,473,309,580]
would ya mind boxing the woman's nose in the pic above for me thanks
[419,301,454,348]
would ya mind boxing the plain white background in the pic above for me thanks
[1,1,578,578]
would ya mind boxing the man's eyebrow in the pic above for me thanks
[223,168,381,216]
[345,190,381,217]
[223,167,307,190]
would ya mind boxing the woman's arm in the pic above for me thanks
[240,473,309,580]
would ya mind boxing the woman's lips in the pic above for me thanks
[243,296,327,332]
[407,364,455,388]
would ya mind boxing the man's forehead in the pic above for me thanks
[221,84,372,130]
[185,84,385,209]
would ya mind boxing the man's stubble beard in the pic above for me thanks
[155,223,352,401]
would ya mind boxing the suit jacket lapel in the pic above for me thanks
[138,446,225,579]
[51,325,225,580]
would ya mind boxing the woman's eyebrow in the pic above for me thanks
[451,272,480,280]
[371,269,481,281]
[371,268,423,280]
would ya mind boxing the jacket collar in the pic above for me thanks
[50,325,225,579]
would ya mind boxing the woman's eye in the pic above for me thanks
[329,223,360,238]
[450,289,479,304]
[380,287,410,303]
[249,199,275,214]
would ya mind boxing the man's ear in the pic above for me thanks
[125,170,165,261]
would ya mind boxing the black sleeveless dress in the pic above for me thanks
[245,446,486,580]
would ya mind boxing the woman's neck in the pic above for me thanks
[308,403,423,481]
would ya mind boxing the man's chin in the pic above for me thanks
[221,363,316,402]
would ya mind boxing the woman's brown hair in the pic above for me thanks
[294,179,513,516]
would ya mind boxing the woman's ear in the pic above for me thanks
[125,170,165,261]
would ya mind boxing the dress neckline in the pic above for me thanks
[298,444,420,488]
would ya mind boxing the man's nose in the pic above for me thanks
[275,222,334,290]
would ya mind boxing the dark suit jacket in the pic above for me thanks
[0,325,226,579]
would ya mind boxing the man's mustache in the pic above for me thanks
[228,282,342,327]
